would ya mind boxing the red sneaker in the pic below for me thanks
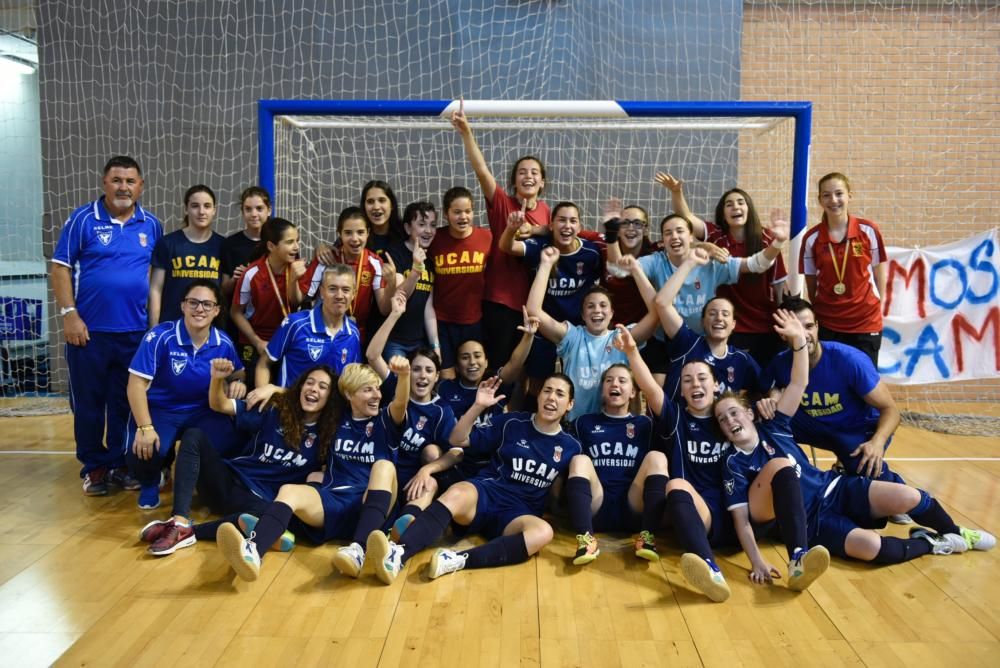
[139,518,174,543]
[148,522,196,556]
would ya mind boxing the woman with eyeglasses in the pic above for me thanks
[125,279,245,510]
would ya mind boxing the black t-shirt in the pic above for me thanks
[151,229,225,322]
[385,241,434,347]
[221,230,260,278]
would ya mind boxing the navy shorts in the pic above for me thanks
[438,320,484,370]
[294,483,365,544]
[592,485,641,533]
[462,478,539,540]
[811,476,888,558]
[706,500,737,549]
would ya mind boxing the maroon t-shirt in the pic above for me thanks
[484,189,550,310]
[429,227,492,324]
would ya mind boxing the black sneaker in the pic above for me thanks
[108,467,141,491]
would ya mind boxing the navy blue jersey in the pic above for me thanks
[128,320,242,413]
[658,399,731,507]
[722,412,837,519]
[437,375,512,476]
[224,401,323,499]
[762,341,881,450]
[523,237,603,325]
[380,374,457,480]
[151,229,225,323]
[469,412,582,512]
[266,302,362,386]
[665,323,762,403]
[52,198,163,332]
[321,407,401,489]
[573,412,653,496]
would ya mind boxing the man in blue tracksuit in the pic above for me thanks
[50,156,163,495]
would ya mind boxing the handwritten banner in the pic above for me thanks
[879,228,999,384]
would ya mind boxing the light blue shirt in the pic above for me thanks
[557,324,630,420]
[638,253,740,335]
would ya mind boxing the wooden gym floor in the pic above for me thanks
[0,412,997,667]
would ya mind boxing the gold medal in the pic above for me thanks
[827,240,851,299]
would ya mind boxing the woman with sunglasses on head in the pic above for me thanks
[126,279,244,511]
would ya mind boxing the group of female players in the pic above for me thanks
[126,103,994,603]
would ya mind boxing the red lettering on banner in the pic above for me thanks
[951,306,1000,373]
[884,258,927,318]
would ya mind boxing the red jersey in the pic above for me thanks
[484,189,550,310]
[234,256,295,343]
[429,226,492,324]
[601,240,662,327]
[800,215,886,334]
[706,227,788,334]
[302,248,384,341]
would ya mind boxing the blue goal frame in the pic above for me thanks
[257,99,812,239]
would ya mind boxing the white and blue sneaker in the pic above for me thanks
[367,530,404,585]
[680,553,731,602]
[911,527,967,554]
[238,514,295,552]
[787,546,829,591]
[217,522,261,582]
[428,548,467,579]
[332,541,366,578]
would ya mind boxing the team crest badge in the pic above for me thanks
[138,232,148,247]
[694,279,701,290]
[304,433,316,449]
[626,423,635,438]
[852,241,864,257]
[365,422,374,437]
[553,445,563,462]
[576,262,584,276]
[763,440,775,455]
[361,269,373,286]
[416,416,428,430]
[727,366,735,384]
[307,344,323,361]
[341,348,348,364]
[97,232,112,246]
[171,358,187,375]
[724,479,735,495]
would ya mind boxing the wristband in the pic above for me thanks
[792,342,808,352]
[59,306,77,317]
[746,248,776,273]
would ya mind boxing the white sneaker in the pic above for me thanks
[428,548,467,579]
[957,527,996,551]
[787,546,830,591]
[367,530,404,585]
[911,528,967,555]
[217,522,261,582]
[679,553,730,603]
[331,542,366,578]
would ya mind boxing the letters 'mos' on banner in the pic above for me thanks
[880,228,999,384]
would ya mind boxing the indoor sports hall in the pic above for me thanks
[0,1,997,666]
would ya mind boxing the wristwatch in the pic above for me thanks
[59,306,77,317]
